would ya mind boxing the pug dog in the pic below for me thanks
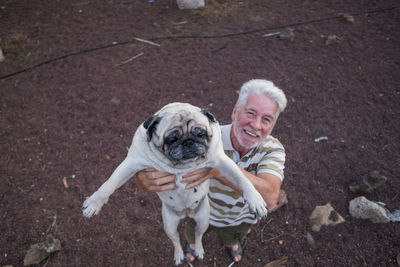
[82,102,268,265]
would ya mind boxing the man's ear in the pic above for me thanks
[143,115,161,141]
[231,104,237,121]
[201,108,217,123]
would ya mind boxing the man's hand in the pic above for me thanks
[135,168,176,192]
[182,168,213,189]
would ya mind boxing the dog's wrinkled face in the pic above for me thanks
[163,123,208,162]
[143,103,216,164]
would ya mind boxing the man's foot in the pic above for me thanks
[184,243,196,262]
[226,242,243,262]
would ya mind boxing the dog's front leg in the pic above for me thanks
[82,156,139,218]
[161,203,184,265]
[190,195,210,260]
[212,153,268,218]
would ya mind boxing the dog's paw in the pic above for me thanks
[194,243,204,260]
[243,190,268,218]
[173,248,184,265]
[82,193,107,218]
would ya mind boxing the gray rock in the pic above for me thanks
[349,196,390,223]
[387,209,400,222]
[23,234,61,266]
[176,0,204,9]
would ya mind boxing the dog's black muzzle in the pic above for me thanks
[168,139,206,161]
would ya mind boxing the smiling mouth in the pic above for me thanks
[244,129,258,138]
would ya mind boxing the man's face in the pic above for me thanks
[231,93,278,154]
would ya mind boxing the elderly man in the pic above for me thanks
[135,79,287,263]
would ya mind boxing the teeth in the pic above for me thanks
[245,130,257,137]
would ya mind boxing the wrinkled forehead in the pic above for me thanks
[157,106,210,134]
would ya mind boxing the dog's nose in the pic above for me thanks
[182,139,194,147]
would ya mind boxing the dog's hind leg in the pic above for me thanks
[161,203,184,265]
[191,196,210,260]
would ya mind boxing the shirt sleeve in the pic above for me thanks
[256,138,286,181]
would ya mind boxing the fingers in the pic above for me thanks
[182,168,212,182]
[135,167,213,192]
[185,178,205,190]
[135,168,176,192]
[182,168,212,189]
[153,181,176,192]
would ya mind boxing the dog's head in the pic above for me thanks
[143,103,217,165]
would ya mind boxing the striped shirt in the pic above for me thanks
[209,124,285,227]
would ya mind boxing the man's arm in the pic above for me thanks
[135,167,281,210]
[240,170,282,210]
[208,168,282,210]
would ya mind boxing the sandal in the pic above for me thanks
[184,243,197,262]
[226,242,243,262]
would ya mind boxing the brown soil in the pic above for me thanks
[1,0,399,266]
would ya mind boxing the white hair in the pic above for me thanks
[235,79,287,120]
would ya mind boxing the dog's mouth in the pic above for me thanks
[167,139,207,162]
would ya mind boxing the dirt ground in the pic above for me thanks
[1,0,400,266]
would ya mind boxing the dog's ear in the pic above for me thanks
[201,108,217,123]
[143,115,161,141]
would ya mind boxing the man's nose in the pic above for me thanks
[251,116,262,130]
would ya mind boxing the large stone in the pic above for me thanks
[349,196,390,223]
[23,234,61,266]
[309,203,345,232]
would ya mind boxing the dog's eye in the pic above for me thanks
[165,129,182,145]
[192,127,206,138]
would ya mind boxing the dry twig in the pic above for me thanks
[262,32,280,37]
[260,218,273,242]
[134,37,160,47]
[114,52,144,67]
